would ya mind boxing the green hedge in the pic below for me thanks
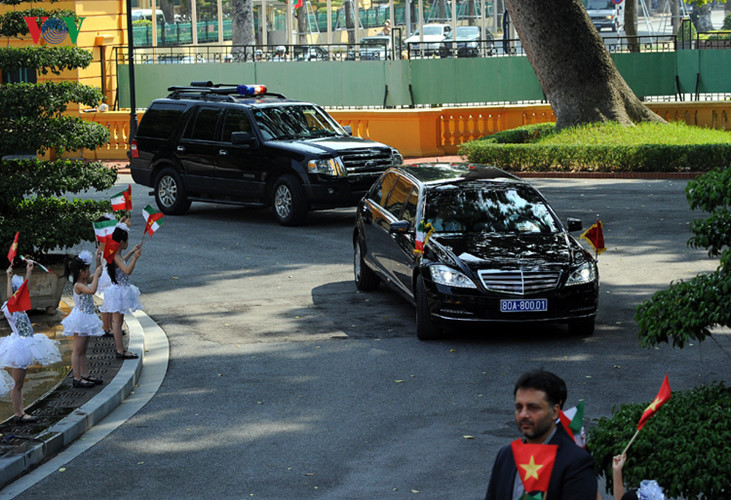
[588,382,731,499]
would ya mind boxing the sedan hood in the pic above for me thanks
[428,232,583,270]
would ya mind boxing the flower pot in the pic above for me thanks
[1,261,67,314]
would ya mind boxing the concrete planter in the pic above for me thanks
[1,261,67,314]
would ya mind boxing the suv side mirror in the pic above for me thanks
[231,131,259,148]
[343,125,353,136]
[566,218,583,232]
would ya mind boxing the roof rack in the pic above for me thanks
[166,82,287,100]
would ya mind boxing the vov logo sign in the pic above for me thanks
[23,17,85,45]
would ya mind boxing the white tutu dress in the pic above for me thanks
[0,303,62,369]
[100,267,143,314]
[61,290,104,337]
[97,267,111,296]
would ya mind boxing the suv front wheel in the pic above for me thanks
[272,175,307,226]
[155,168,191,215]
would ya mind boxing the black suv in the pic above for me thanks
[354,163,599,340]
[129,82,402,225]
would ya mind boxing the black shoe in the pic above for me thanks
[83,376,103,385]
[13,414,37,424]
[102,330,113,338]
[72,378,95,388]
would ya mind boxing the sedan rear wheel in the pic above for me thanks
[415,275,441,341]
[354,239,379,290]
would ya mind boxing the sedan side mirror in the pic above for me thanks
[231,131,259,148]
[389,220,411,234]
[566,218,583,232]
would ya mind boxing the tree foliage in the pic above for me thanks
[635,166,731,348]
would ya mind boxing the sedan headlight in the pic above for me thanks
[307,157,346,177]
[429,265,477,289]
[566,262,597,286]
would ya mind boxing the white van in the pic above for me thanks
[585,0,624,32]
[131,9,167,25]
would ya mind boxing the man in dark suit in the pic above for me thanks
[485,370,597,500]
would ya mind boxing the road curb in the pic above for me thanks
[0,314,145,487]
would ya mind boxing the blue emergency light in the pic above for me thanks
[237,85,267,96]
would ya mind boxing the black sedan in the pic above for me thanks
[353,163,599,340]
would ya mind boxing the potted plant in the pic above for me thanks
[0,3,116,312]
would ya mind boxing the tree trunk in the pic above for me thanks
[345,0,355,45]
[231,0,255,59]
[691,3,713,32]
[625,0,640,53]
[504,0,664,129]
[297,5,307,44]
[468,0,476,26]
[671,0,679,32]
[160,0,175,25]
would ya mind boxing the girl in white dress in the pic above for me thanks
[99,223,142,359]
[1,261,62,423]
[62,250,105,388]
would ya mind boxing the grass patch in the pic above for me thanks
[459,122,731,173]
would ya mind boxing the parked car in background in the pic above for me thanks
[293,45,330,61]
[346,35,392,60]
[439,26,494,58]
[585,0,624,32]
[353,163,599,340]
[405,23,452,57]
[129,82,402,225]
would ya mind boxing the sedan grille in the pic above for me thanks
[478,269,561,295]
[340,148,393,176]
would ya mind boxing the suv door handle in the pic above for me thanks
[219,150,228,156]
[176,146,185,152]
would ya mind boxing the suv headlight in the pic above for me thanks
[429,265,477,289]
[566,262,597,286]
[308,157,346,177]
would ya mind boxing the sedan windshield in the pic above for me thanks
[253,105,345,140]
[424,182,560,234]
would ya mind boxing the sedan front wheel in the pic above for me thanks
[415,275,441,341]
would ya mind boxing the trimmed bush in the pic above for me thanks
[588,382,731,499]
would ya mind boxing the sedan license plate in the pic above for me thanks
[500,298,548,313]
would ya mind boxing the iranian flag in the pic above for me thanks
[142,205,164,236]
[637,373,671,430]
[559,400,586,448]
[7,231,19,264]
[93,219,117,243]
[111,185,132,211]
[414,220,434,254]
[510,440,558,494]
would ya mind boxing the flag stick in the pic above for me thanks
[621,428,641,455]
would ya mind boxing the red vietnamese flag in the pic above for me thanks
[294,0,304,8]
[637,373,671,430]
[6,279,31,313]
[7,231,19,264]
[581,219,605,255]
[510,440,558,493]
[102,238,121,264]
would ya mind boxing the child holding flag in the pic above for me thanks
[99,223,142,359]
[61,250,105,388]
[1,262,62,423]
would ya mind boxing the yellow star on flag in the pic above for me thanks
[519,455,544,481]
[644,396,661,413]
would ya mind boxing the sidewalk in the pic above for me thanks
[0,292,144,487]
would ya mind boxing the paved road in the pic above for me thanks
[12,175,729,499]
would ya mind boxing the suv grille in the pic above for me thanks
[478,269,561,295]
[341,148,393,176]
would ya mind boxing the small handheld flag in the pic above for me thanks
[7,231,19,264]
[111,185,132,211]
[93,219,117,243]
[622,373,672,454]
[510,440,558,494]
[580,218,605,257]
[6,279,31,313]
[559,400,586,448]
[19,255,52,274]
[414,221,434,255]
[142,205,164,237]
[102,239,121,264]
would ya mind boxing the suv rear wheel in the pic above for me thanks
[155,168,191,215]
[272,175,307,226]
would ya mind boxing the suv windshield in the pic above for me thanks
[253,105,345,140]
[587,0,613,8]
[424,182,559,234]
